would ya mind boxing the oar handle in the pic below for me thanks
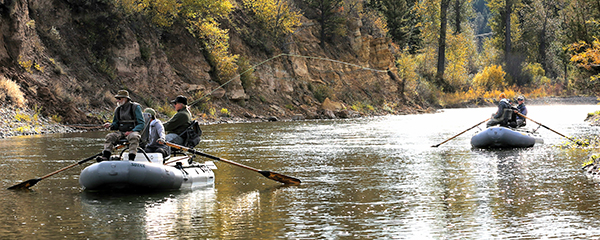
[515,112,580,145]
[166,142,261,172]
[432,118,490,147]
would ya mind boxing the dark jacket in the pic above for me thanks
[493,99,512,119]
[110,101,144,132]
[164,108,192,135]
[516,103,527,119]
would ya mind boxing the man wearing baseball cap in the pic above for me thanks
[164,95,192,145]
[514,96,527,127]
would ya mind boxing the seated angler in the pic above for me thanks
[141,108,170,158]
[486,92,513,128]
[100,90,145,161]
[164,95,192,145]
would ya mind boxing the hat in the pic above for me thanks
[171,95,188,105]
[144,108,156,117]
[517,96,524,101]
[114,90,131,99]
[499,93,506,99]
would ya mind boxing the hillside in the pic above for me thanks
[0,0,429,127]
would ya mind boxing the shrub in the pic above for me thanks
[312,84,331,103]
[0,76,26,107]
[472,65,507,91]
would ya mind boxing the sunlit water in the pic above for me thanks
[1,105,600,239]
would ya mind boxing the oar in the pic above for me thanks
[515,112,581,145]
[431,118,490,147]
[7,153,101,190]
[163,141,302,185]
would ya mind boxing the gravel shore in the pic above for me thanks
[0,106,79,139]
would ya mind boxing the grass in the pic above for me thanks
[0,76,26,107]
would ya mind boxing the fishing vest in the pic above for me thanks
[115,101,141,132]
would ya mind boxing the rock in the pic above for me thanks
[211,88,226,98]
[270,105,286,115]
[292,114,305,120]
[244,112,257,119]
[322,109,336,119]
[266,116,278,122]
[320,98,344,111]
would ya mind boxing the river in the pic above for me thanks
[0,104,599,239]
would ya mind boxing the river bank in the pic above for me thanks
[0,105,79,138]
[1,96,597,139]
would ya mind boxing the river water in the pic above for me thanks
[1,105,599,239]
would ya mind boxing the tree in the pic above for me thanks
[113,0,237,82]
[242,0,302,39]
[304,0,345,46]
[488,0,524,84]
[436,0,450,85]
[365,0,422,53]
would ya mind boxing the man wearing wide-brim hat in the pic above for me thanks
[101,89,145,161]
[163,95,192,145]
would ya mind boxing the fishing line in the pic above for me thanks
[188,53,391,107]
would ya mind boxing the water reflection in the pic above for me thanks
[80,187,217,238]
[2,105,600,238]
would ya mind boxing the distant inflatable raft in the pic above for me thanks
[471,127,543,149]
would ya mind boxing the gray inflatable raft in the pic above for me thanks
[471,127,543,149]
[79,153,216,191]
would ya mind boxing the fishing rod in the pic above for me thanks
[187,53,392,107]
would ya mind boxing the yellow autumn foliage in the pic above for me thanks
[472,65,507,91]
[242,0,301,38]
[113,0,237,82]
[569,38,600,71]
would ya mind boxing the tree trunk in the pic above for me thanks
[436,0,450,81]
[454,0,462,34]
[504,0,512,64]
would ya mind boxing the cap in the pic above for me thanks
[171,95,188,105]
[115,90,131,99]
[144,108,156,117]
[517,96,524,101]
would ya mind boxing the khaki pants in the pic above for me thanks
[104,131,141,155]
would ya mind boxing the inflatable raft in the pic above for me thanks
[79,152,216,191]
[471,127,543,149]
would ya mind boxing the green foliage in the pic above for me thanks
[242,0,301,39]
[522,62,549,85]
[285,104,295,110]
[237,56,257,90]
[305,0,346,45]
[472,65,506,91]
[312,84,331,103]
[366,0,421,52]
[486,0,523,52]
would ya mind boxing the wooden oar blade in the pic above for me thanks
[7,178,41,190]
[259,170,302,185]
